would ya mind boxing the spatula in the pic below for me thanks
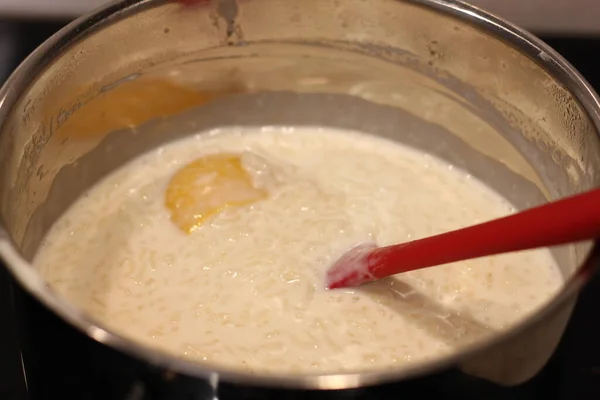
[326,188,600,289]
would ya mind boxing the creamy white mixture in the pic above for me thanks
[34,127,563,374]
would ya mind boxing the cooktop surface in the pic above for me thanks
[0,20,599,400]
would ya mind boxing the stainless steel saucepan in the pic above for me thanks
[1,0,599,398]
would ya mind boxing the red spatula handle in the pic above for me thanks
[366,188,600,280]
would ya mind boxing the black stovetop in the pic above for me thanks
[1,20,600,400]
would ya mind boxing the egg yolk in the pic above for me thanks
[165,154,267,234]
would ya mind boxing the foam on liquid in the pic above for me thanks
[34,127,563,374]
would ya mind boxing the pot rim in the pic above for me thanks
[1,0,600,390]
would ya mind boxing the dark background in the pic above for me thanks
[0,19,600,399]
